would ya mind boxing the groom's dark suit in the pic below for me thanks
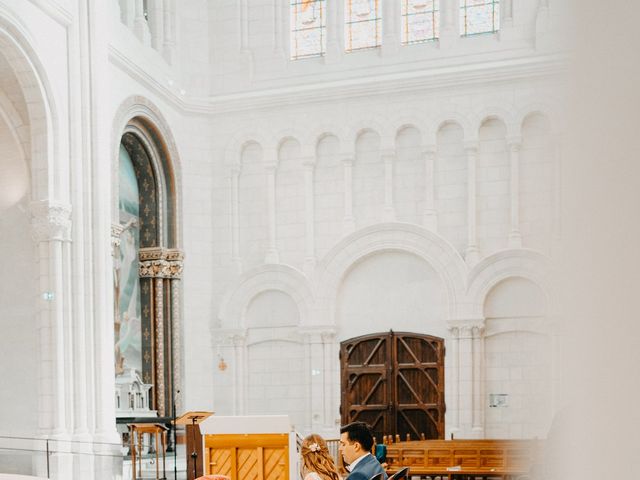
[346,453,387,480]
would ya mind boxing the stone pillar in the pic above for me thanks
[446,325,461,438]
[326,0,343,60]
[273,0,284,56]
[229,165,242,272]
[303,158,316,273]
[342,157,355,233]
[133,0,151,44]
[31,202,72,439]
[168,250,184,416]
[382,150,396,221]
[465,143,480,265]
[321,330,337,431]
[239,0,249,52]
[149,0,164,51]
[458,324,474,436]
[162,0,176,62]
[471,324,485,436]
[382,0,400,54]
[439,0,458,48]
[265,162,279,263]
[232,333,247,415]
[423,146,438,231]
[119,0,135,27]
[507,137,523,247]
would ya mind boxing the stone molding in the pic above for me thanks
[30,201,72,242]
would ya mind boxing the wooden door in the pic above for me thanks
[340,331,445,441]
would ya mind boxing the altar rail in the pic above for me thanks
[384,439,541,479]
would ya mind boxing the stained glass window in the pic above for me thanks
[345,0,381,52]
[460,0,500,36]
[290,0,327,59]
[401,0,440,45]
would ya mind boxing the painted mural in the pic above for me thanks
[115,144,143,376]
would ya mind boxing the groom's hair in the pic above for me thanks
[340,421,374,451]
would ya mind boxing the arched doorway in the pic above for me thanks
[340,331,445,442]
[113,115,182,421]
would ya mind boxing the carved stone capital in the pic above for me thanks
[211,328,247,347]
[448,319,485,339]
[138,247,184,278]
[30,201,72,242]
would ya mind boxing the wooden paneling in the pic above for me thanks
[204,434,289,480]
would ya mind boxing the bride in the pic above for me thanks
[300,434,341,480]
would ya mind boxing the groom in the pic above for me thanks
[339,422,387,480]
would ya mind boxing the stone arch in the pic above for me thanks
[218,264,315,329]
[111,96,183,418]
[0,11,57,201]
[308,125,343,152]
[466,249,555,319]
[314,223,467,323]
[434,111,474,142]
[474,107,517,138]
[111,95,182,246]
[345,117,393,150]
[516,102,562,134]
[224,130,271,166]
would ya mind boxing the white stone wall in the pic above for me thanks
[0,1,566,478]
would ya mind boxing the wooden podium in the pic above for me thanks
[175,411,214,480]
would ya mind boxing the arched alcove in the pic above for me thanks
[276,138,305,268]
[336,251,447,340]
[394,126,424,224]
[245,290,305,429]
[477,117,509,255]
[435,122,467,255]
[115,115,181,419]
[353,129,383,227]
[483,277,552,439]
[0,79,36,437]
[239,141,267,268]
[314,134,342,259]
[521,112,554,254]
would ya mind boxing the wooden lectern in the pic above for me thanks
[175,411,214,480]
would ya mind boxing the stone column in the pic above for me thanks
[325,0,343,60]
[119,0,135,27]
[321,330,337,430]
[303,158,316,272]
[229,165,242,273]
[149,0,164,51]
[232,333,247,415]
[465,143,480,265]
[446,325,461,438]
[273,0,284,56]
[423,146,438,231]
[239,0,249,52]
[133,0,151,44]
[342,157,355,233]
[265,162,279,263]
[471,324,485,436]
[507,137,523,247]
[162,0,176,62]
[439,0,458,48]
[168,250,184,415]
[31,202,72,438]
[382,0,400,54]
[382,150,396,221]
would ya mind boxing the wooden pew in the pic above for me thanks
[384,439,541,479]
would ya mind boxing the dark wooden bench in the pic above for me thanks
[384,439,541,479]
